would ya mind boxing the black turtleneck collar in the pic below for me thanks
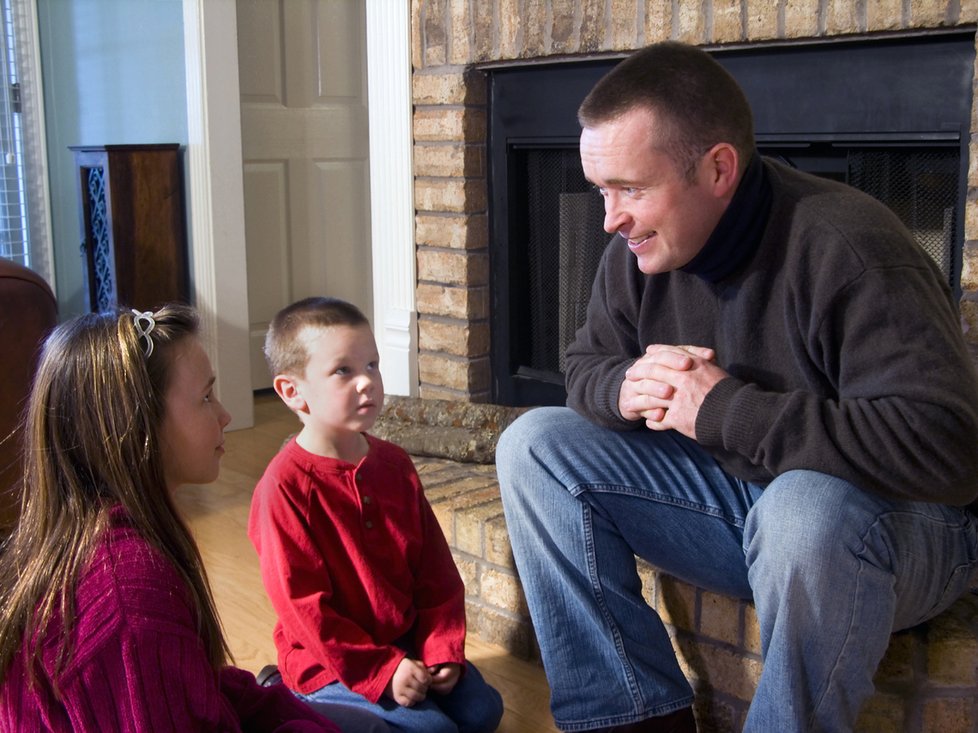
[680,152,772,283]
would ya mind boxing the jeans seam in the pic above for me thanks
[581,502,646,713]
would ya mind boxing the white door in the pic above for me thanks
[237,0,371,390]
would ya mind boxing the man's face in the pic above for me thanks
[580,106,729,275]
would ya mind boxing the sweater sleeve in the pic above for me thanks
[53,529,341,733]
[564,237,647,429]
[697,261,978,505]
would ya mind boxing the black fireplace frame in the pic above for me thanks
[487,31,976,407]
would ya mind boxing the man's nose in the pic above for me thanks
[603,193,628,234]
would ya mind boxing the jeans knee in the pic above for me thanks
[744,471,862,569]
[496,407,571,488]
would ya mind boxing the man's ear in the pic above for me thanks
[273,374,307,413]
[706,143,740,199]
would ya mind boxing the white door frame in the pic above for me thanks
[182,0,415,430]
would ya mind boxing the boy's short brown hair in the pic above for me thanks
[264,297,369,378]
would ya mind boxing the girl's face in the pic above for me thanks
[158,337,232,492]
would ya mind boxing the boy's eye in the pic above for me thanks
[334,366,350,376]
[367,361,379,371]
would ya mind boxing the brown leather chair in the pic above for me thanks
[0,258,57,536]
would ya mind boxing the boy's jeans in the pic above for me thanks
[497,407,978,732]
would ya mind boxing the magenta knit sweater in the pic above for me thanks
[0,512,340,732]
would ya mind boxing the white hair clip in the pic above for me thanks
[132,309,157,358]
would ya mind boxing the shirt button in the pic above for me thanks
[355,472,363,482]
[363,496,372,505]
[365,520,374,529]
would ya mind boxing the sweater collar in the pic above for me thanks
[679,152,772,283]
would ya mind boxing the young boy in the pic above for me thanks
[249,297,504,733]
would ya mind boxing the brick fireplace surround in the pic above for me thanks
[410,0,978,402]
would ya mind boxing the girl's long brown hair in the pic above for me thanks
[0,304,230,685]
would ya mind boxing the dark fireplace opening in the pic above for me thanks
[488,32,975,407]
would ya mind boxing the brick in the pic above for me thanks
[414,178,487,215]
[471,604,535,659]
[825,0,862,33]
[414,143,485,178]
[873,630,915,686]
[784,0,821,37]
[484,515,516,567]
[743,603,761,655]
[412,71,485,105]
[419,317,489,357]
[961,300,978,349]
[961,0,978,22]
[692,640,763,702]
[551,0,578,54]
[411,0,424,69]
[921,697,976,731]
[657,575,697,632]
[676,0,706,44]
[712,0,744,42]
[499,0,521,60]
[417,283,489,320]
[908,0,951,27]
[609,0,639,50]
[418,352,490,392]
[926,612,978,686]
[580,0,606,52]
[644,0,672,41]
[637,560,658,607]
[854,693,905,733]
[413,107,486,143]
[481,566,528,615]
[422,0,448,66]
[968,197,978,244]
[454,554,480,595]
[417,248,489,286]
[523,0,548,57]
[416,212,488,250]
[746,1,779,40]
[455,500,505,556]
[970,140,978,189]
[700,590,742,647]
[471,0,494,62]
[865,0,905,30]
[448,0,470,64]
[419,384,490,402]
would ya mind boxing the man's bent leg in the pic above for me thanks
[744,471,978,732]
[497,407,762,731]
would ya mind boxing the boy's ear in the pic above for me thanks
[273,374,308,413]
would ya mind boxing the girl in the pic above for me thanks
[0,305,346,731]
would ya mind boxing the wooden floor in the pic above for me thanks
[174,392,559,733]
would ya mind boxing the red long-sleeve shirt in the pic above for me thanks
[248,435,466,704]
[0,510,340,733]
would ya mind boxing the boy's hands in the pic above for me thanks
[428,663,462,695]
[386,657,431,707]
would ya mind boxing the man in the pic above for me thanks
[496,41,978,733]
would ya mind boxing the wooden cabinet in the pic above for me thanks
[70,144,189,312]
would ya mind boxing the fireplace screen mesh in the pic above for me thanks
[848,149,957,279]
[522,148,608,376]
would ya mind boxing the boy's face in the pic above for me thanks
[287,323,384,438]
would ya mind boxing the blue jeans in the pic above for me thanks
[298,661,503,733]
[496,407,978,732]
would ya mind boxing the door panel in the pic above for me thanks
[238,0,371,390]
